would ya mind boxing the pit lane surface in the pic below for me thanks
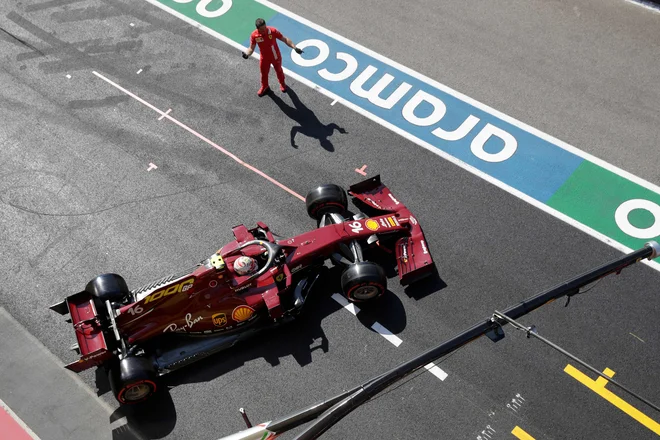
[1,1,659,440]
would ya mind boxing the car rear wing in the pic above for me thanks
[350,175,435,285]
[50,292,113,372]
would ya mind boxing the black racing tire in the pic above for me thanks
[305,184,348,221]
[85,273,129,303]
[341,262,387,303]
[109,356,159,405]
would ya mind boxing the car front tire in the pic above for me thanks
[341,262,387,302]
[305,184,348,221]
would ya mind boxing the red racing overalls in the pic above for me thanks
[249,26,286,90]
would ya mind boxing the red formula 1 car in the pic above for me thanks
[50,176,435,404]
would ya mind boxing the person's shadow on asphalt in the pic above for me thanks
[268,87,347,151]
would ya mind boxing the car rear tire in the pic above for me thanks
[341,262,387,302]
[86,273,129,303]
[305,184,348,221]
[109,356,159,405]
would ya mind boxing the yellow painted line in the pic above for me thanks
[564,364,660,435]
[594,367,616,387]
[511,426,535,440]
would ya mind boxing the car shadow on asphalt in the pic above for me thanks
[101,308,330,440]
[355,289,407,334]
[160,267,410,392]
[170,273,341,385]
[109,391,176,440]
[403,265,447,300]
[268,87,347,151]
[92,271,337,439]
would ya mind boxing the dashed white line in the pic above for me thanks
[136,68,143,74]
[424,362,448,381]
[109,416,129,431]
[330,99,338,106]
[331,294,402,346]
[331,294,448,380]
[331,293,360,315]
[371,322,402,347]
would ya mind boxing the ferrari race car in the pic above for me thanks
[50,176,435,404]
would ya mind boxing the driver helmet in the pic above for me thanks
[233,256,258,276]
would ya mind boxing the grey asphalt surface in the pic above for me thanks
[1,1,659,440]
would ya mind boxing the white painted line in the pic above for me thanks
[92,70,305,202]
[331,294,403,347]
[147,162,158,171]
[424,362,448,381]
[158,108,171,120]
[136,68,143,74]
[330,99,337,106]
[65,74,71,79]
[371,322,403,347]
[331,293,359,315]
[109,416,128,430]
[330,295,447,378]
[0,398,41,440]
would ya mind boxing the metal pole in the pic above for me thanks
[292,242,659,440]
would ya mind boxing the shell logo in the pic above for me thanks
[365,219,380,232]
[232,305,255,322]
